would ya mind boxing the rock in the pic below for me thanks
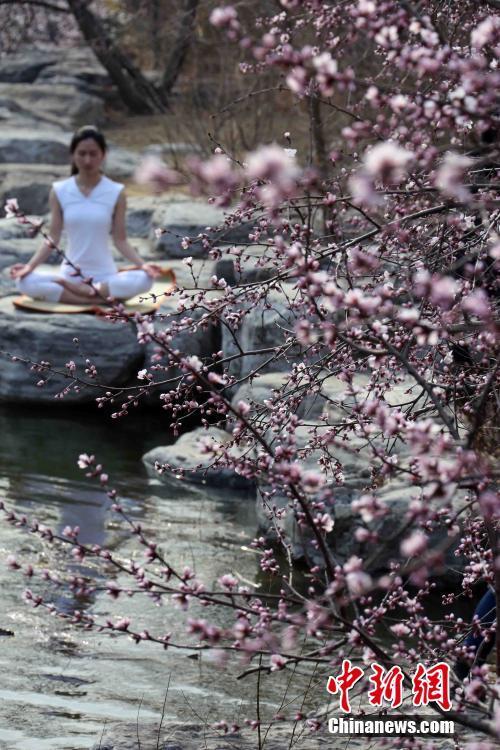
[231,371,374,422]
[0,97,64,131]
[0,164,68,215]
[0,83,105,128]
[0,295,145,404]
[0,53,58,84]
[105,145,141,180]
[145,142,203,157]
[142,427,252,489]
[221,291,300,388]
[144,294,221,395]
[37,62,112,97]
[0,129,70,164]
[215,245,278,286]
[91,720,327,750]
[0,239,47,292]
[127,208,154,238]
[152,200,252,258]
[0,217,38,241]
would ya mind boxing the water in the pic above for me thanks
[0,407,301,749]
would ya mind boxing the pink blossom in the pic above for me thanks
[470,16,500,48]
[302,470,325,492]
[363,142,414,184]
[210,6,238,28]
[316,513,334,533]
[434,152,473,203]
[246,145,299,183]
[134,156,181,194]
[236,400,251,416]
[462,289,491,320]
[136,319,155,344]
[183,355,203,372]
[390,623,411,637]
[270,654,287,671]
[429,276,458,310]
[113,617,131,631]
[4,198,19,218]
[286,66,308,96]
[77,454,94,469]
[218,574,238,589]
[346,570,372,596]
[400,530,428,557]
[312,52,338,96]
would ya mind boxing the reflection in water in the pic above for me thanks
[0,406,306,750]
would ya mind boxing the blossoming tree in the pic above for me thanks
[3,0,500,744]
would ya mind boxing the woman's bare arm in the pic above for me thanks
[10,189,63,278]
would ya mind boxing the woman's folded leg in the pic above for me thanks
[17,270,64,303]
[106,270,153,300]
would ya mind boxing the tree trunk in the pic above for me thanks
[158,0,199,98]
[66,0,167,114]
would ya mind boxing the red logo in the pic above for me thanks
[326,661,451,713]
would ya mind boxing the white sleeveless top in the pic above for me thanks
[53,175,124,277]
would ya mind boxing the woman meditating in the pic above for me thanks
[10,125,160,304]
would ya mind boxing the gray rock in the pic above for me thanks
[0,217,38,241]
[221,291,300,388]
[0,129,70,164]
[123,195,165,240]
[0,164,68,215]
[0,57,57,84]
[144,296,221,395]
[0,295,145,404]
[91,720,328,750]
[152,201,252,258]
[105,146,141,180]
[127,208,154,238]
[143,427,252,489]
[0,83,104,128]
[230,371,374,422]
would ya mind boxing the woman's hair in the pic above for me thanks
[69,125,107,175]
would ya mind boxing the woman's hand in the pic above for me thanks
[10,263,33,280]
[142,262,163,278]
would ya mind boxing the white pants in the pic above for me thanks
[17,268,153,303]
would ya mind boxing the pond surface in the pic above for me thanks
[0,407,308,750]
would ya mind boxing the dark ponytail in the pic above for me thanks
[69,125,107,175]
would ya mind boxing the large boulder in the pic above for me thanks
[0,129,69,164]
[0,83,105,129]
[0,295,145,404]
[105,146,141,181]
[142,426,252,489]
[0,55,58,84]
[37,54,112,96]
[221,289,300,388]
[152,200,252,258]
[0,217,38,241]
[91,720,326,750]
[0,164,68,215]
[142,286,221,396]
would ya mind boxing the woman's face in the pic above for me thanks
[72,138,105,176]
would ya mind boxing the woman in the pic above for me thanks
[10,125,160,304]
